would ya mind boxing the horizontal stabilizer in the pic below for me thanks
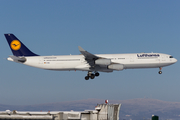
[8,56,26,63]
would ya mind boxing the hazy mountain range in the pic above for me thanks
[0,98,180,120]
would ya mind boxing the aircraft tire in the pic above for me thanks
[95,72,100,76]
[90,74,95,79]
[158,71,162,74]
[85,76,89,80]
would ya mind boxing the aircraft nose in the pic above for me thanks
[173,58,178,63]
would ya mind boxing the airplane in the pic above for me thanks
[5,34,177,80]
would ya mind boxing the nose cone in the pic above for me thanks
[173,58,178,63]
[175,58,177,62]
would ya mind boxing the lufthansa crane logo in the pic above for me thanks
[10,40,21,51]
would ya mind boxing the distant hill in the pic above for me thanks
[1,98,180,120]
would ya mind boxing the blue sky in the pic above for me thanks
[0,1,180,105]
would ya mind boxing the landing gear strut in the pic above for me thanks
[85,72,100,80]
[158,67,162,74]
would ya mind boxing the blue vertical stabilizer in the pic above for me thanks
[4,34,38,56]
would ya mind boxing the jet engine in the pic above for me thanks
[108,64,124,71]
[95,59,111,65]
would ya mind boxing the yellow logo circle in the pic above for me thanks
[10,40,21,51]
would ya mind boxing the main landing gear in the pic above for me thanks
[158,67,162,74]
[85,72,100,80]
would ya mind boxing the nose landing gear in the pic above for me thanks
[85,72,100,80]
[158,67,162,74]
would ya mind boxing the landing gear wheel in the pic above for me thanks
[90,74,95,79]
[84,71,100,80]
[85,76,89,80]
[95,72,100,76]
[158,67,162,74]
[158,71,162,74]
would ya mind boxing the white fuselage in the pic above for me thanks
[8,53,177,72]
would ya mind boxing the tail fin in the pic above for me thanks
[4,34,38,56]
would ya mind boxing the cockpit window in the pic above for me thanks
[169,56,173,58]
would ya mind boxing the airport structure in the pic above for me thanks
[0,103,121,120]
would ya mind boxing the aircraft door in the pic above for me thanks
[39,58,44,64]
[130,56,134,62]
[161,56,166,62]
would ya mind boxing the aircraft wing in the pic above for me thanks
[78,46,99,60]
[78,46,123,72]
[78,46,99,68]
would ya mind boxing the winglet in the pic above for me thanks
[78,46,85,52]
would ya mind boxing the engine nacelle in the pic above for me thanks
[108,64,124,71]
[95,59,111,65]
